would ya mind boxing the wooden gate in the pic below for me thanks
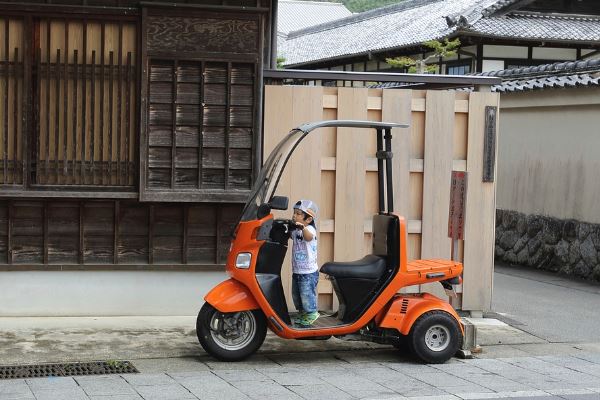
[264,85,499,312]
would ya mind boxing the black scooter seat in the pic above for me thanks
[320,255,387,280]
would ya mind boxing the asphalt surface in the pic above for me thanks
[491,263,600,343]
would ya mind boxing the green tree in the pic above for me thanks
[276,56,286,69]
[385,38,461,74]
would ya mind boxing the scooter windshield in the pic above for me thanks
[239,128,307,222]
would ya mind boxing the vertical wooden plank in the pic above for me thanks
[334,87,368,262]
[289,86,324,303]
[171,60,177,189]
[224,62,231,190]
[262,85,296,305]
[382,89,412,217]
[197,61,204,189]
[113,200,119,264]
[36,46,41,184]
[54,49,60,183]
[23,17,32,188]
[420,90,455,297]
[81,20,87,183]
[462,91,499,311]
[12,47,19,184]
[99,23,105,185]
[72,50,78,181]
[98,22,106,185]
[138,8,147,198]
[90,50,95,184]
[109,51,114,185]
[62,21,68,177]
[3,17,8,184]
[421,91,455,260]
[45,20,50,182]
[124,52,131,186]
[116,23,123,185]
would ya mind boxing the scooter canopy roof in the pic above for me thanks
[239,120,408,222]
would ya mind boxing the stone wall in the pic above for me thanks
[495,209,600,282]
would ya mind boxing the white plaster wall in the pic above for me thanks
[532,47,577,60]
[482,59,504,72]
[0,270,227,316]
[497,87,600,224]
[483,45,528,58]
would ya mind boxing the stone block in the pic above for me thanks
[513,235,529,254]
[526,215,543,238]
[577,222,594,241]
[573,260,592,279]
[569,241,582,264]
[563,220,578,239]
[580,236,598,267]
[500,231,520,250]
[504,251,517,264]
[502,211,518,229]
[542,218,563,244]
[517,247,529,265]
[528,233,543,256]
[554,240,570,264]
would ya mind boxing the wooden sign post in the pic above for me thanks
[448,171,467,306]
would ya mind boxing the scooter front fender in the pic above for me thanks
[204,279,260,313]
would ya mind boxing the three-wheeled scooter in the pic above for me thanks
[197,120,464,364]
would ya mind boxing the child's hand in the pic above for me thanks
[294,222,305,230]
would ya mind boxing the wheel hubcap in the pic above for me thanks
[424,324,450,352]
[209,311,257,351]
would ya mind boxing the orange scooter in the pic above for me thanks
[197,120,464,364]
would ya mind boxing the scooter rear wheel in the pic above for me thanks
[407,310,462,364]
[196,303,267,361]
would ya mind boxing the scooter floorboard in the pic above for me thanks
[289,312,344,329]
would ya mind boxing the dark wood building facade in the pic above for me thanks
[0,0,276,269]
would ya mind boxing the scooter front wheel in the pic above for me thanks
[196,303,267,361]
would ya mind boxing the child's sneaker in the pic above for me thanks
[299,311,319,326]
[291,312,306,325]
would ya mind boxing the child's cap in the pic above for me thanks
[294,199,319,221]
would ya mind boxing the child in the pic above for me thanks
[290,199,320,326]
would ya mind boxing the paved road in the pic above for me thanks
[2,350,600,400]
[491,264,600,343]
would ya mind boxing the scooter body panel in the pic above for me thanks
[377,293,463,335]
[204,279,260,313]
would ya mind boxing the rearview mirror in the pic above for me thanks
[269,196,289,210]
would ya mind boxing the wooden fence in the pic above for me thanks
[264,85,499,312]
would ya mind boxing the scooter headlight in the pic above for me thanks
[235,252,252,269]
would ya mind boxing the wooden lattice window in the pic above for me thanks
[144,60,255,199]
[0,15,138,192]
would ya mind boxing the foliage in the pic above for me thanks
[343,0,406,12]
[385,38,461,74]
[292,0,407,13]
[276,56,286,69]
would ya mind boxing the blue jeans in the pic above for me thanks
[292,271,319,314]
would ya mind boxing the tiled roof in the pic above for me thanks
[280,0,499,66]
[469,12,600,42]
[481,58,600,92]
[368,58,600,92]
[277,0,352,36]
[279,0,600,67]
